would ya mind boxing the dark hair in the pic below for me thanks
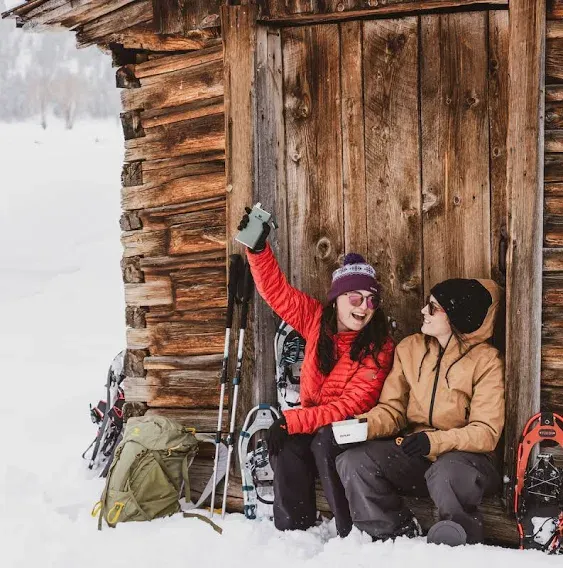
[317,302,389,375]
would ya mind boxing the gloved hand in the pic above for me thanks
[267,416,288,457]
[238,207,271,253]
[400,432,430,458]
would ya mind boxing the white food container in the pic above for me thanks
[332,418,368,444]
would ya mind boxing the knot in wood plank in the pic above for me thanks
[316,237,333,260]
[422,188,438,213]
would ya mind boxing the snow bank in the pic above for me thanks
[0,121,559,567]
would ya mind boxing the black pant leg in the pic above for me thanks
[336,439,431,538]
[271,433,317,531]
[310,426,353,537]
[425,451,501,544]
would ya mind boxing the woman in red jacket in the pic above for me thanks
[238,212,394,537]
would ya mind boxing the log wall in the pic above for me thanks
[544,3,563,426]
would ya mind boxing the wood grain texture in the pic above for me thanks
[488,10,509,285]
[252,26,288,407]
[363,17,422,339]
[152,0,221,34]
[125,279,173,306]
[421,12,491,291]
[282,24,343,299]
[503,0,545,507]
[340,20,367,259]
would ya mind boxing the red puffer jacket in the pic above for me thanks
[247,244,395,435]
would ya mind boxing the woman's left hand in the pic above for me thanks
[267,416,288,456]
[400,432,430,458]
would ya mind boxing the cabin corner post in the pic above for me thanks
[503,0,545,508]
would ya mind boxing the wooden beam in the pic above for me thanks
[503,0,545,509]
[256,0,507,26]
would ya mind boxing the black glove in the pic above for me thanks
[400,432,430,458]
[267,416,288,457]
[237,207,271,253]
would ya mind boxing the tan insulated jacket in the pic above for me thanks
[359,279,505,459]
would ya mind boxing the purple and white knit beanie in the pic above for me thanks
[327,253,381,303]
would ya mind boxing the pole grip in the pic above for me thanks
[227,254,243,327]
[240,262,254,329]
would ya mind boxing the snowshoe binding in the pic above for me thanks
[238,404,280,520]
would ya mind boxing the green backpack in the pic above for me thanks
[94,415,199,529]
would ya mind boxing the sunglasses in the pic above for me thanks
[346,292,379,311]
[425,296,445,316]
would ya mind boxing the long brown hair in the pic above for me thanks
[317,302,389,375]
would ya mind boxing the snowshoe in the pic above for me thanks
[514,411,563,554]
[83,351,126,475]
[275,321,305,411]
[238,404,280,519]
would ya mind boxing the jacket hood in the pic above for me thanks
[461,279,503,345]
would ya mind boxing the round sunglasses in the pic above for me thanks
[345,292,379,310]
[425,296,445,316]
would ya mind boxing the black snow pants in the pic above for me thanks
[270,426,353,537]
[336,439,501,543]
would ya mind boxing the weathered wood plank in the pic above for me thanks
[122,171,225,210]
[341,20,366,259]
[140,160,224,189]
[489,10,509,285]
[222,3,258,431]
[546,102,563,131]
[148,324,224,356]
[144,354,223,370]
[503,0,545,508]
[363,17,421,339]
[543,247,563,271]
[126,328,151,349]
[283,24,343,299]
[122,161,143,187]
[145,408,225,432]
[74,1,152,46]
[139,201,225,231]
[140,250,226,275]
[252,26,288,408]
[152,0,221,34]
[133,44,222,79]
[421,12,491,291]
[125,279,173,306]
[142,151,225,172]
[141,97,224,129]
[121,58,223,112]
[120,110,145,140]
[547,38,563,83]
[256,0,508,25]
[548,0,563,19]
[545,154,563,183]
[145,307,225,326]
[124,114,225,163]
[169,225,225,256]
[125,348,149,377]
[84,23,218,51]
[126,306,148,328]
[121,228,167,258]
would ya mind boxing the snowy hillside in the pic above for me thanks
[0,121,560,567]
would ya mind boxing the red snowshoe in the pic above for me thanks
[514,412,563,554]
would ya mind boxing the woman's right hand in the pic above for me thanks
[238,206,271,253]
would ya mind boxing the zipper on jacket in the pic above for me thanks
[428,347,445,428]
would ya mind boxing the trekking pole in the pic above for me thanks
[221,260,253,518]
[209,254,243,518]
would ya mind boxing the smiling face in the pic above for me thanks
[421,295,452,340]
[335,290,376,332]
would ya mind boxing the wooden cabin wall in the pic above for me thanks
[543,0,563,457]
[117,43,228,431]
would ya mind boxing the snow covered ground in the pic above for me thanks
[0,120,559,567]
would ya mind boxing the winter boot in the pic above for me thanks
[427,520,467,547]
[371,516,422,542]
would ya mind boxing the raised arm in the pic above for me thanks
[246,244,321,340]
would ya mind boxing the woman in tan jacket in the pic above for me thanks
[336,278,505,546]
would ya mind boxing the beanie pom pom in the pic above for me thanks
[343,252,366,265]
